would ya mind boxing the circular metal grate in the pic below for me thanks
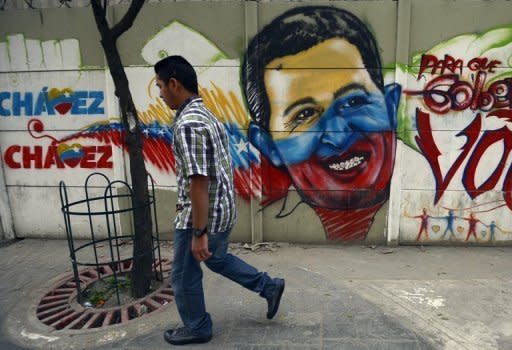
[36,258,172,330]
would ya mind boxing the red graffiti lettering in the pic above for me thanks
[504,164,512,210]
[418,54,501,78]
[4,145,21,169]
[418,54,464,77]
[43,146,65,168]
[421,75,457,114]
[407,73,512,114]
[23,145,42,168]
[467,57,501,73]
[417,108,512,211]
[488,109,512,122]
[415,109,481,203]
[489,80,512,109]
[2,145,113,169]
[463,127,512,198]
[80,146,96,168]
[97,145,113,168]
[414,56,512,211]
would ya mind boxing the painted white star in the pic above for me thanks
[143,128,150,136]
[235,139,248,154]
[158,129,165,135]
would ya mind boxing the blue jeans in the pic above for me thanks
[171,228,276,336]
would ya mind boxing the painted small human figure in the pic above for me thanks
[486,220,497,242]
[483,220,511,243]
[414,208,430,241]
[463,212,481,242]
[440,210,457,240]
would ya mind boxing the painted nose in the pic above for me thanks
[320,111,357,151]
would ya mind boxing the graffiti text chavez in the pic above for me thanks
[3,144,113,169]
[0,87,105,117]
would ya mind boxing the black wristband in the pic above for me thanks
[192,226,208,237]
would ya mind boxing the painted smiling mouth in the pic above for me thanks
[322,152,369,172]
[328,156,365,171]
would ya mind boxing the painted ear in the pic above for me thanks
[384,83,402,129]
[248,123,283,167]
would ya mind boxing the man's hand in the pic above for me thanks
[191,234,212,261]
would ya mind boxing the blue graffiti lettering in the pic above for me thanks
[33,88,55,115]
[13,92,33,116]
[0,87,105,117]
[0,92,10,116]
[88,91,105,115]
[71,91,88,115]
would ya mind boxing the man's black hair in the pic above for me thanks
[154,55,199,94]
[242,6,384,130]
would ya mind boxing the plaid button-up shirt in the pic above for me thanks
[172,97,236,233]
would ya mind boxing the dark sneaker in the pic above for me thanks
[163,327,212,345]
[266,278,285,319]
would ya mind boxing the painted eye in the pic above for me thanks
[342,95,368,108]
[295,107,318,121]
[285,106,324,132]
[293,106,324,125]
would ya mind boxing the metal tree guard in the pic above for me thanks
[59,172,163,306]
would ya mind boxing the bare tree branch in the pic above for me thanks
[24,0,35,9]
[111,0,145,40]
[90,0,111,39]
[59,0,72,8]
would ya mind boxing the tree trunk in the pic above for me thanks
[91,0,153,298]
[100,34,153,298]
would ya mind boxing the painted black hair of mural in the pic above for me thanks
[242,6,384,130]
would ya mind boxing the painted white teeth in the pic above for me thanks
[328,156,365,171]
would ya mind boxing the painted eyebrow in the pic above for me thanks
[283,97,317,117]
[333,83,369,100]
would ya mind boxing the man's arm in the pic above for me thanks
[190,175,212,261]
[175,122,212,261]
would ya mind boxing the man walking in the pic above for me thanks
[154,56,285,346]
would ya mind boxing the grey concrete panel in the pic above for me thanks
[261,190,329,243]
[409,0,512,65]
[114,1,247,66]
[231,195,253,242]
[8,185,111,239]
[365,199,388,243]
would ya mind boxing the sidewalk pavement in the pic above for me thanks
[0,239,511,350]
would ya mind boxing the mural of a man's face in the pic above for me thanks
[251,37,400,209]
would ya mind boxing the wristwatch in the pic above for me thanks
[192,226,208,237]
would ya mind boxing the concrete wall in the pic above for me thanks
[1,0,512,245]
